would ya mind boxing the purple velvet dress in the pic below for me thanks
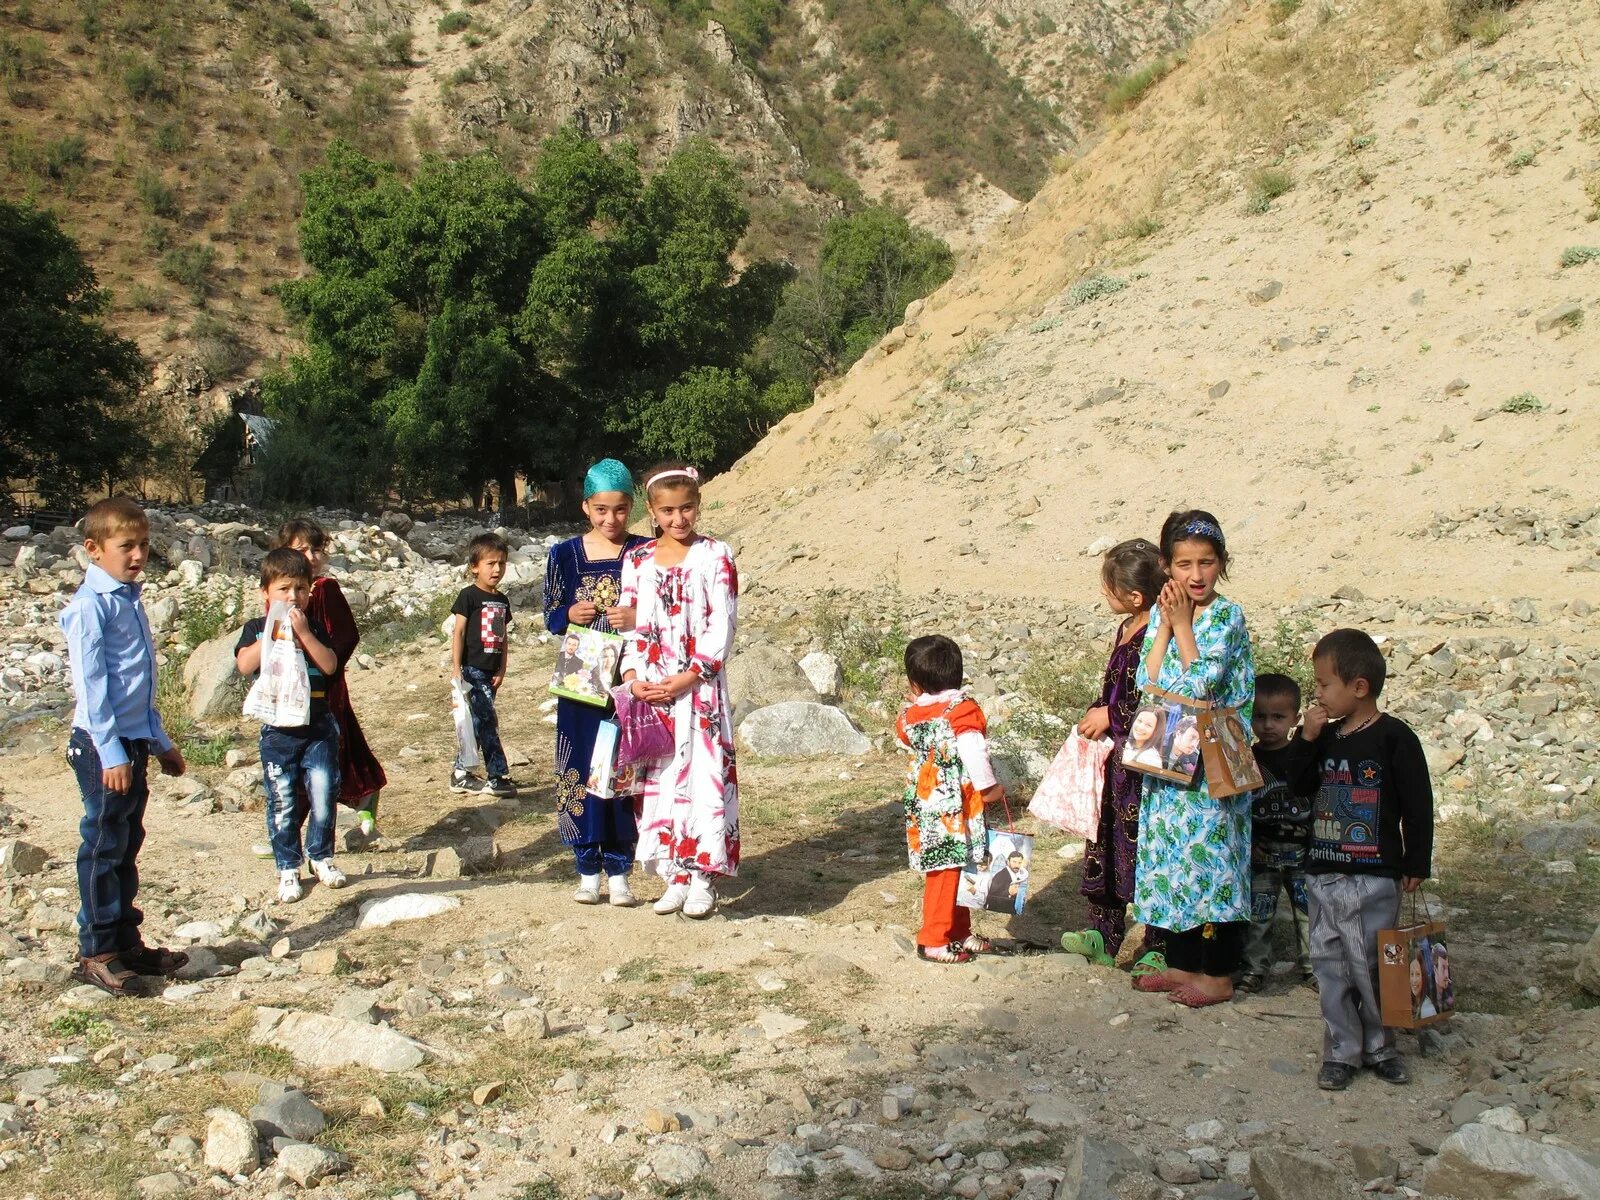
[1079,618,1161,956]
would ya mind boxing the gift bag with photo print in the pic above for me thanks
[1122,685,1262,798]
[586,719,639,799]
[1379,900,1455,1028]
[956,829,1036,915]
[1028,732,1113,839]
[550,627,626,707]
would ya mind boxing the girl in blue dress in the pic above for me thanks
[542,459,650,906]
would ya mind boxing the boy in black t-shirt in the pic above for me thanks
[450,533,516,797]
[1238,673,1315,993]
[236,548,344,904]
[1288,628,1434,1093]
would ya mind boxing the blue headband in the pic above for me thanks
[583,458,634,499]
[1179,518,1225,546]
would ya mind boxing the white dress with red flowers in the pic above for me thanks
[619,537,740,880]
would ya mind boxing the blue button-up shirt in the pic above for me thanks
[61,564,172,769]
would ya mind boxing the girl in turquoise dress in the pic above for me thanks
[1131,509,1255,1009]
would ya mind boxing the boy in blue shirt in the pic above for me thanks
[62,498,188,996]
[235,548,344,903]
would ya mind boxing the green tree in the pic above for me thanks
[760,202,953,387]
[0,200,150,510]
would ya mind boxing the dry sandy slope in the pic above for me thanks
[708,0,1600,609]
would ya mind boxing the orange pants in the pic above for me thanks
[918,868,973,948]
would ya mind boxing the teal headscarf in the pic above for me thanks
[583,458,634,499]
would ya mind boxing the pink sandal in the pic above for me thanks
[1169,983,1232,1008]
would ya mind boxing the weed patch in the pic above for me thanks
[1246,166,1295,213]
[1500,391,1542,414]
[1106,58,1174,113]
[1065,274,1128,306]
[1559,246,1600,268]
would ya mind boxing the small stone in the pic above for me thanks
[472,1081,505,1107]
[135,1173,190,1199]
[269,937,292,960]
[250,1090,327,1143]
[874,1147,914,1171]
[649,1144,709,1186]
[203,1108,259,1176]
[1249,1148,1349,1200]
[606,1013,634,1032]
[276,1142,350,1186]
[882,1094,909,1121]
[504,1009,551,1039]
[766,1146,807,1178]
[1251,280,1284,303]
[1535,301,1583,332]
[1156,1151,1203,1184]
[644,1107,682,1134]
[553,1070,585,1093]
[0,839,48,877]
[1209,380,1231,399]
[298,947,345,976]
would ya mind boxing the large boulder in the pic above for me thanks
[739,701,870,757]
[726,645,818,726]
[250,1007,428,1073]
[183,626,246,720]
[1576,925,1600,997]
[1423,1123,1600,1199]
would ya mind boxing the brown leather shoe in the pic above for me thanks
[72,953,150,997]
[120,945,189,976]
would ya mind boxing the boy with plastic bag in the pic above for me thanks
[236,548,344,903]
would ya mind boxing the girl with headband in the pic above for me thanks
[542,458,649,906]
[618,461,740,918]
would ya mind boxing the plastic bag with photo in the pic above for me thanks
[242,601,311,727]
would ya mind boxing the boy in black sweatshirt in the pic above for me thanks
[1288,628,1433,1093]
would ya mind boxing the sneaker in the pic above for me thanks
[1235,972,1265,993]
[1317,1061,1356,1091]
[485,775,518,797]
[312,858,347,889]
[278,869,304,904]
[1371,1057,1410,1085]
[574,874,602,905]
[653,882,689,915]
[608,875,636,907]
[450,771,487,795]
[683,874,717,919]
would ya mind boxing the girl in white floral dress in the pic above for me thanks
[619,462,739,919]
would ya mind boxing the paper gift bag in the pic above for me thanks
[1122,685,1263,798]
[956,829,1036,915]
[586,720,638,799]
[1197,704,1264,799]
[1379,920,1455,1028]
[1028,732,1113,839]
[451,676,481,770]
[550,627,626,707]
[242,601,311,727]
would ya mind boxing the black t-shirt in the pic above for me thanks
[1252,742,1314,855]
[1286,713,1434,879]
[452,585,512,672]
[236,612,332,724]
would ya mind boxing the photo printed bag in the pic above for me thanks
[242,601,311,728]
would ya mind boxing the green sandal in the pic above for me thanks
[1130,950,1168,977]
[1059,930,1116,968]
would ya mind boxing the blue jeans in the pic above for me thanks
[261,714,340,871]
[456,665,507,778]
[69,728,150,958]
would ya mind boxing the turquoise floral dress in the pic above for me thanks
[1130,596,1255,932]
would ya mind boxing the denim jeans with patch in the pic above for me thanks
[456,664,508,778]
[69,728,150,958]
[260,714,341,871]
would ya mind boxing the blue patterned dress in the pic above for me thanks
[1130,596,1255,932]
[543,534,649,876]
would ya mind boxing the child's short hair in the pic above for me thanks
[1159,508,1230,577]
[1314,628,1387,698]
[904,635,964,693]
[1255,672,1302,709]
[275,518,327,551]
[1101,538,1166,607]
[260,547,312,588]
[468,532,509,565]
[642,460,701,503]
[83,497,149,544]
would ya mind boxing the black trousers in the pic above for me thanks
[1165,920,1246,976]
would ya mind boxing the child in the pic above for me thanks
[619,462,739,918]
[235,548,346,903]
[450,533,515,797]
[62,498,189,995]
[542,458,648,906]
[278,519,387,841]
[1289,628,1433,1091]
[1062,539,1168,975]
[1238,672,1315,993]
[1131,510,1255,1008]
[896,634,1005,963]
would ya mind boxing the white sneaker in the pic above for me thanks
[683,874,717,919]
[574,874,602,904]
[311,858,347,889]
[653,882,689,915]
[608,875,635,907]
[277,869,304,904]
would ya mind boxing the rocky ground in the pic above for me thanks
[1,506,1599,1200]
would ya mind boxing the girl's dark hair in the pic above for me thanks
[1159,508,1230,577]
[274,518,327,552]
[1101,538,1166,608]
[904,635,964,693]
[642,460,701,503]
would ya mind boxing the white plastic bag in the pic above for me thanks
[242,601,311,727]
[451,676,481,770]
[1027,731,1113,840]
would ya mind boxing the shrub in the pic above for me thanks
[190,312,252,379]
[1445,0,1516,41]
[1246,166,1295,212]
[158,243,216,299]
[1066,273,1128,306]
[1034,14,1057,35]
[1499,391,1542,414]
[42,133,87,179]
[812,588,909,693]
[1269,0,1303,22]
[1560,245,1600,268]
[135,168,178,218]
[1113,214,1161,240]
[377,30,413,66]
[1253,614,1318,700]
[1106,58,1173,113]
[438,11,471,33]
[122,59,166,102]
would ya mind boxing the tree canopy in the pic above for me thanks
[0,200,150,511]
[259,131,787,507]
